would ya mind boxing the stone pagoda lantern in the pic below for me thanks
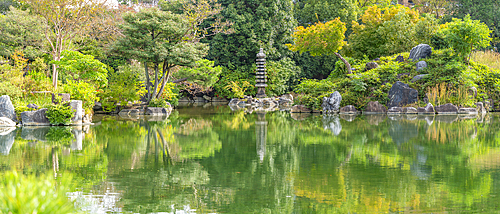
[255,48,267,98]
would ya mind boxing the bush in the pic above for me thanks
[158,82,179,106]
[99,64,145,112]
[213,67,256,99]
[0,170,76,214]
[174,59,223,88]
[46,104,75,125]
[148,98,170,108]
[266,57,301,96]
[63,79,98,114]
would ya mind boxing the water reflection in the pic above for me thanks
[1,108,499,213]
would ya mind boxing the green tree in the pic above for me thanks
[50,50,108,88]
[205,0,296,72]
[448,0,499,49]
[113,7,207,103]
[294,0,359,27]
[0,7,46,60]
[441,15,492,62]
[174,59,223,88]
[287,18,352,74]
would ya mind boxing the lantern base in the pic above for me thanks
[256,87,267,98]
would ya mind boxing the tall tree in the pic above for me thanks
[204,0,296,72]
[294,0,359,26]
[413,0,450,18]
[24,0,105,90]
[113,8,207,102]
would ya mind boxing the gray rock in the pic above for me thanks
[21,108,50,126]
[27,104,39,110]
[321,91,342,113]
[403,107,418,114]
[0,117,16,127]
[408,44,432,61]
[416,61,427,72]
[291,105,312,113]
[340,105,357,114]
[388,107,403,114]
[476,102,487,114]
[119,109,142,116]
[363,101,387,114]
[228,98,240,106]
[203,95,212,102]
[417,103,435,114]
[0,95,16,122]
[435,103,458,114]
[278,98,292,107]
[93,102,103,111]
[0,127,15,155]
[411,74,429,83]
[145,107,171,115]
[52,93,70,104]
[458,108,478,115]
[387,81,418,108]
[365,62,379,71]
[281,94,293,102]
[69,100,83,125]
[82,113,92,124]
[395,55,404,63]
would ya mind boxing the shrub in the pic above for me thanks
[224,81,253,99]
[266,57,301,96]
[46,104,75,125]
[174,59,223,88]
[148,98,170,108]
[99,64,145,112]
[63,79,98,114]
[158,82,179,106]
[213,67,256,98]
[0,170,76,214]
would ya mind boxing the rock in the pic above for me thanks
[387,81,418,108]
[145,107,171,115]
[417,103,435,114]
[458,108,478,115]
[408,44,432,61]
[203,95,212,102]
[416,61,427,72]
[228,98,239,106]
[365,62,379,71]
[82,114,92,124]
[69,100,83,125]
[0,95,16,122]
[93,102,103,111]
[395,55,405,63]
[322,115,342,136]
[291,105,312,113]
[340,105,357,114]
[435,103,458,114]
[476,102,487,114]
[0,117,16,127]
[27,104,39,110]
[278,98,292,107]
[119,109,142,116]
[411,74,429,83]
[388,107,403,114]
[363,101,387,114]
[21,108,50,126]
[281,94,293,102]
[403,107,418,114]
[0,127,15,155]
[52,93,70,104]
[321,91,342,113]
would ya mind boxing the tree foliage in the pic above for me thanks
[441,15,492,62]
[51,50,108,88]
[113,7,207,103]
[294,0,358,26]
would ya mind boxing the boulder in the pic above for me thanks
[262,99,278,108]
[340,105,357,114]
[365,62,379,71]
[69,100,83,125]
[21,108,50,126]
[52,93,70,104]
[417,103,435,114]
[291,105,312,113]
[395,55,405,63]
[411,74,429,83]
[476,102,487,114]
[435,103,458,114]
[0,95,16,122]
[321,91,342,113]
[203,95,212,102]
[27,104,39,110]
[388,107,403,114]
[0,117,16,127]
[82,113,93,124]
[363,101,387,114]
[403,107,418,114]
[228,98,240,106]
[458,108,478,115]
[278,97,292,107]
[416,61,427,72]
[281,94,293,102]
[93,102,103,112]
[408,44,432,61]
[387,81,418,108]
[145,107,171,115]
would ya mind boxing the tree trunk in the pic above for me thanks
[144,62,151,103]
[52,64,58,90]
[157,65,172,99]
[334,52,352,74]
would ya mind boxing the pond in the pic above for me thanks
[1,105,500,213]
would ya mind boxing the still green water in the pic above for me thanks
[1,106,500,213]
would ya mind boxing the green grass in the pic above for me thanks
[471,50,500,70]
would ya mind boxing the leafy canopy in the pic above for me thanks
[51,50,108,88]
